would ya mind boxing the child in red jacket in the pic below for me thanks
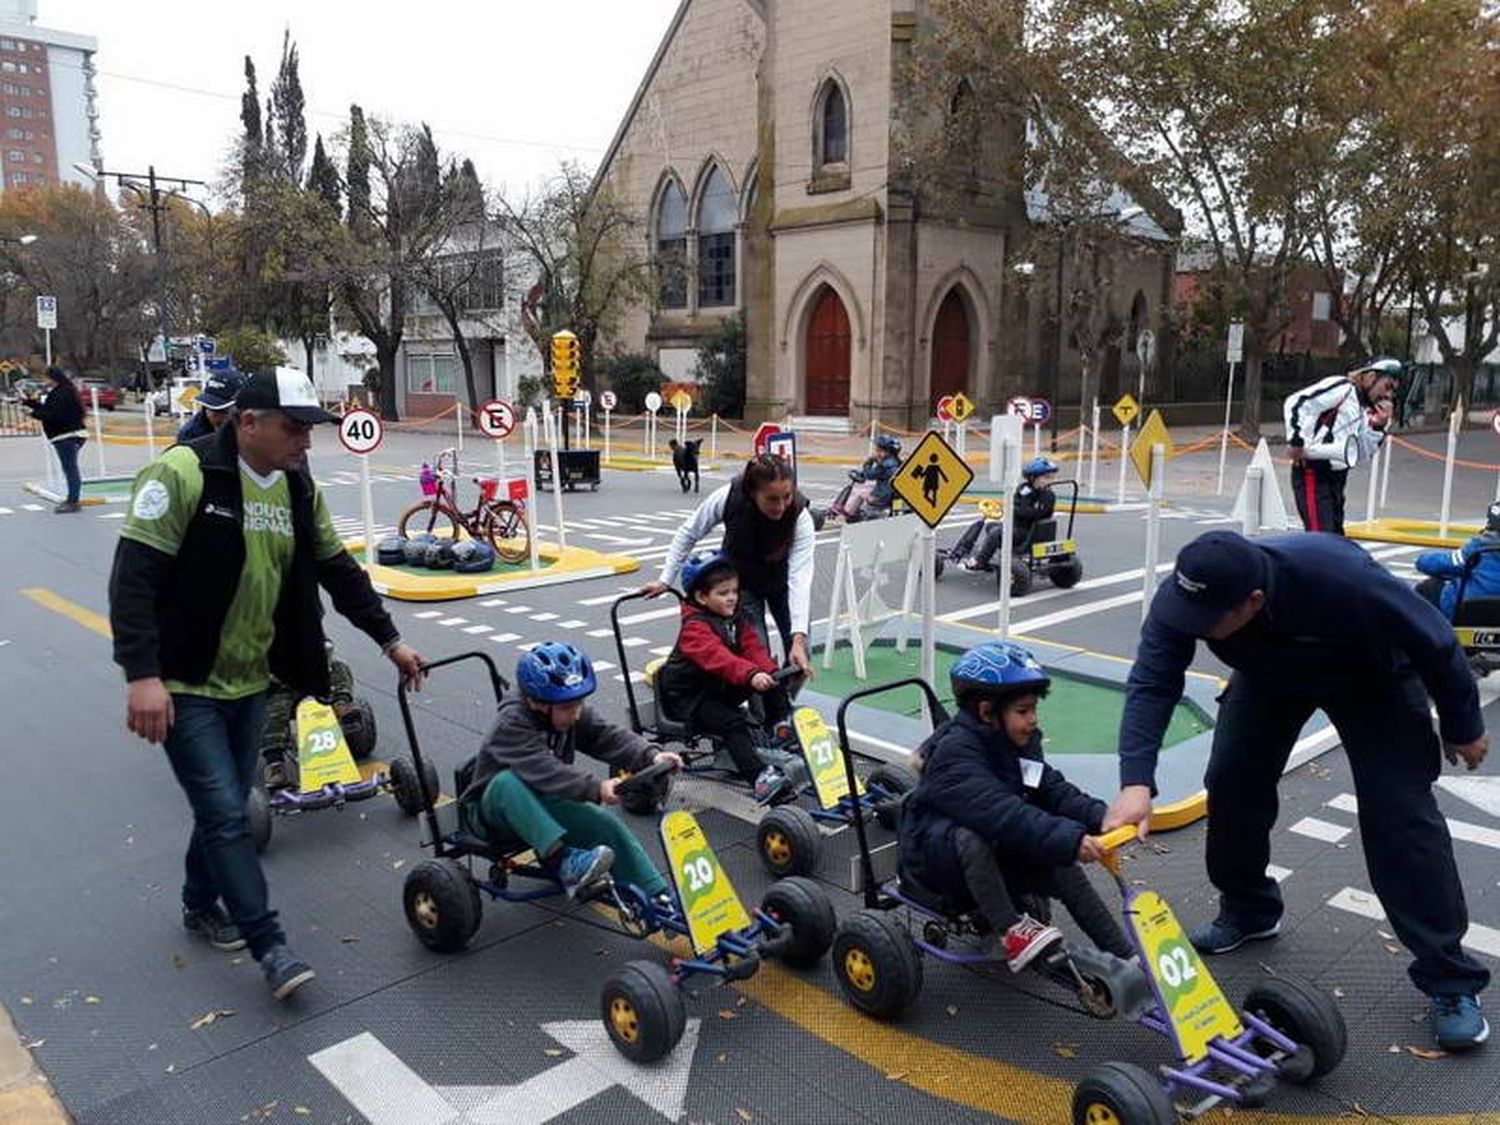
[657,552,790,781]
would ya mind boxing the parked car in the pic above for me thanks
[76,378,119,410]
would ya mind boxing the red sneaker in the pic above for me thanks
[1002,914,1063,973]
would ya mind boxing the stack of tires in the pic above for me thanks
[375,534,497,574]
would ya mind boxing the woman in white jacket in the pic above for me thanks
[1282,357,1401,535]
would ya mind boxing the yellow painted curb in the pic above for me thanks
[1347,517,1475,550]
[350,538,639,602]
[21,588,111,638]
[953,492,1118,516]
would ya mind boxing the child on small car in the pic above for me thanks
[457,643,681,898]
[838,434,903,521]
[657,552,791,783]
[1414,501,1500,620]
[260,640,373,789]
[956,457,1058,571]
[899,640,1133,971]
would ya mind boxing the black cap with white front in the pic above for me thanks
[236,367,337,424]
[1155,530,1269,636]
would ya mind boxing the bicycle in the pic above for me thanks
[397,448,531,564]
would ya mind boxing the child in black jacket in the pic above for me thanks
[899,640,1132,970]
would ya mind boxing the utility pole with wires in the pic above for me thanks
[75,164,207,367]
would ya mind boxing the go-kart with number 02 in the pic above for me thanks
[610,589,918,880]
[828,678,1347,1125]
[392,652,837,1063]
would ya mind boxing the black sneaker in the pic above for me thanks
[1188,915,1281,955]
[183,905,247,952]
[261,944,315,1000]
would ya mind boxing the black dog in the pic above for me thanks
[669,438,702,493]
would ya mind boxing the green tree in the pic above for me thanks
[216,324,286,371]
[269,30,307,183]
[307,134,341,216]
[695,311,746,418]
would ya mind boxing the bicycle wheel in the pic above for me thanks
[398,499,461,543]
[483,500,530,564]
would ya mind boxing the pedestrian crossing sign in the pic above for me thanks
[892,430,973,529]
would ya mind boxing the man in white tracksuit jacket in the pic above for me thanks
[1282,357,1402,535]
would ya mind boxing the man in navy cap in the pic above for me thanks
[176,370,245,443]
[1106,529,1491,1050]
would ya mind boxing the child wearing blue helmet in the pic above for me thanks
[457,642,681,898]
[839,433,903,521]
[899,641,1131,971]
[955,456,1058,571]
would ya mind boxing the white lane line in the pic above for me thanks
[1012,591,1145,634]
[0,507,12,515]
[556,619,586,629]
[530,612,559,622]
[413,610,443,619]
[437,617,468,627]
[462,625,493,635]
[621,637,649,647]
[616,606,681,626]
[517,642,540,651]
[614,672,648,684]
[1327,887,1500,959]
[586,628,613,638]
[1288,816,1352,843]
[1329,792,1500,851]
[487,633,522,644]
[649,646,673,657]
[479,598,506,608]
[1267,864,1293,883]
[579,592,626,606]
[309,1032,455,1125]
[941,563,1175,623]
[593,660,616,672]
[588,533,655,546]
[504,606,533,615]
[588,519,624,528]
[21,503,44,511]
[98,511,126,519]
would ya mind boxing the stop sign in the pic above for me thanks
[936,395,955,423]
[753,422,781,455]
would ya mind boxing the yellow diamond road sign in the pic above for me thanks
[1129,408,1174,490]
[949,392,975,423]
[1112,393,1140,427]
[893,430,973,529]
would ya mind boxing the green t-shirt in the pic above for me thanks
[122,446,344,699]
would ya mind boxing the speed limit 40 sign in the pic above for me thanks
[339,408,383,455]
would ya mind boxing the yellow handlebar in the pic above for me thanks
[1096,824,1139,876]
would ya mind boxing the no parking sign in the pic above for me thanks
[476,398,517,440]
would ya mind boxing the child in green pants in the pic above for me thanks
[458,642,681,898]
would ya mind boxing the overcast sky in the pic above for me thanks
[40,0,681,206]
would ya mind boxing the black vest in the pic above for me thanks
[156,423,332,699]
[721,478,806,598]
[659,608,746,716]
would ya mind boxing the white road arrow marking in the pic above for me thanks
[310,1019,700,1125]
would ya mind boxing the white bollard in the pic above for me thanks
[710,413,719,460]
[455,399,465,456]
[1116,422,1131,504]
[1243,466,1262,536]
[144,397,156,459]
[1216,361,1237,495]
[920,524,937,722]
[1141,444,1165,621]
[1088,400,1101,497]
[41,428,56,487]
[1380,432,1394,509]
[90,386,106,478]
[603,410,612,464]
[1440,408,1459,538]
[359,454,376,561]
[1365,446,1380,525]
[996,434,1021,639]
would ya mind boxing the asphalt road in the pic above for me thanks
[2,424,1499,1124]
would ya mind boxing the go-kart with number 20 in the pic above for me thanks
[392,652,837,1063]
[828,678,1347,1125]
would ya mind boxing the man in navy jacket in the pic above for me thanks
[1107,530,1491,1050]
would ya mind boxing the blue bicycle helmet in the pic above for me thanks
[949,641,1050,704]
[516,642,597,703]
[679,551,736,596]
[1023,456,1060,479]
[876,434,902,455]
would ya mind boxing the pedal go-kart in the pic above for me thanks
[828,678,1348,1125]
[244,695,437,853]
[1449,544,1500,676]
[610,590,917,879]
[934,479,1084,597]
[393,652,837,1063]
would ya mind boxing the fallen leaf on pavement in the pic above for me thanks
[391,859,405,870]
[84,996,100,1005]
[735,1109,752,1122]
[543,1048,563,1057]
[189,1009,236,1030]
[294,1109,311,1117]
[171,955,187,970]
[1339,1102,1370,1118]
[946,1005,959,1017]
[886,1070,909,1081]
[24,1039,44,1049]
[1332,987,1346,998]
[1404,1045,1447,1060]
[1386,1044,1401,1054]
[1384,943,1402,956]
[18,996,31,1005]
[1053,1043,1078,1059]
[718,1009,739,1020]
[340,935,360,944]
[1377,929,1395,941]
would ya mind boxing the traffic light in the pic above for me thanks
[551,331,580,399]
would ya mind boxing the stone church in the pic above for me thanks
[594,0,1180,429]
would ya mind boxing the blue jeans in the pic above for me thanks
[162,692,283,958]
[52,436,83,503]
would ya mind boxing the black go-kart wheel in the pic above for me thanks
[867,762,920,831]
[757,805,821,877]
[403,858,482,952]
[832,909,923,1020]
[1243,974,1347,1082]
[1072,1061,1176,1125]
[339,697,378,761]
[1009,557,1034,597]
[389,755,439,817]
[760,877,836,968]
[246,785,273,854]
[1049,556,1084,589]
[601,960,686,1063]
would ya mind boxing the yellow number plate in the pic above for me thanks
[1455,627,1500,649]
[661,810,750,955]
[1031,539,1077,560]
[1127,889,1243,1063]
[294,699,362,793]
[794,707,861,810]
